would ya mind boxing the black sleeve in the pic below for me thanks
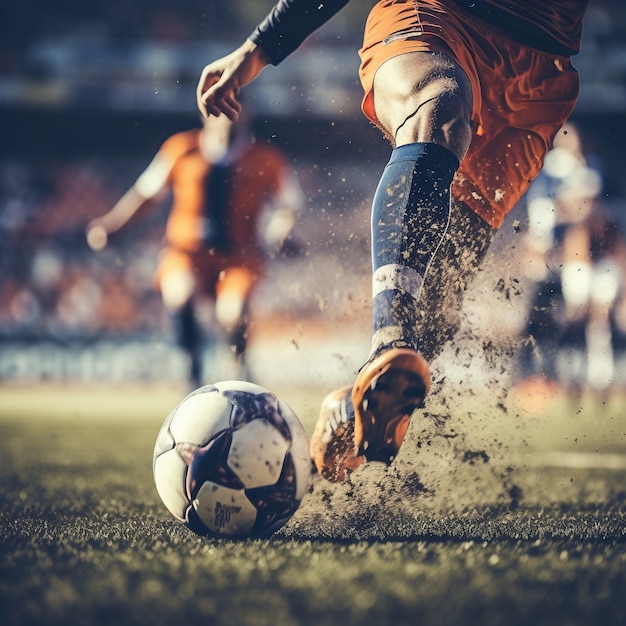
[248,0,351,65]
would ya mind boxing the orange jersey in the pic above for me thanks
[150,128,294,296]
[158,129,290,256]
[359,0,586,228]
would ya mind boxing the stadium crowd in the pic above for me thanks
[2,0,626,391]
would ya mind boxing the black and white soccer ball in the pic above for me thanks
[153,380,311,539]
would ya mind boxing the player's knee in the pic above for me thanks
[396,80,472,157]
[160,270,196,310]
[375,53,472,157]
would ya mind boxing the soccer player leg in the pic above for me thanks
[312,51,473,478]
[353,51,473,460]
[174,300,204,389]
[215,266,255,365]
[159,253,203,388]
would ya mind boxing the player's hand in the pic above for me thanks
[197,40,269,120]
[86,220,109,251]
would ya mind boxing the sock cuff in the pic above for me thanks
[389,142,459,180]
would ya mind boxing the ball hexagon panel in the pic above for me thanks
[193,482,258,537]
[228,419,290,488]
[169,386,232,445]
[153,448,189,521]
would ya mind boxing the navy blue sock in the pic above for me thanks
[172,300,203,385]
[370,142,459,355]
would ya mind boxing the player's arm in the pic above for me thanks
[86,152,172,251]
[197,0,350,119]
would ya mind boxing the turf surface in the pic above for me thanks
[1,383,625,626]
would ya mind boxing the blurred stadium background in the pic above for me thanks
[2,0,626,393]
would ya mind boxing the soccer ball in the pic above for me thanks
[152,380,311,539]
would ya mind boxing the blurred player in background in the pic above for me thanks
[196,0,588,481]
[87,112,304,388]
[518,123,625,403]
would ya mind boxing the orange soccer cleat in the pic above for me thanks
[310,345,430,482]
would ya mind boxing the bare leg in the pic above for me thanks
[373,52,472,158]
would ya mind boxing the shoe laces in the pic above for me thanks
[325,391,355,437]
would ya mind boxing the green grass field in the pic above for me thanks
[1,382,625,626]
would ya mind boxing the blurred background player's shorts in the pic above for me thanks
[156,247,262,301]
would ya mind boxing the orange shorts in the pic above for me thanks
[156,247,263,299]
[358,0,581,228]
